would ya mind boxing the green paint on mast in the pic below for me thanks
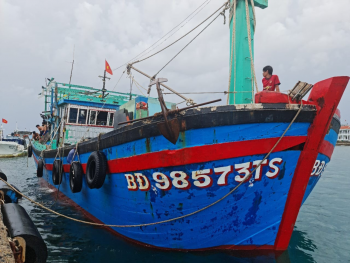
[228,0,268,105]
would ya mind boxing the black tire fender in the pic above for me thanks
[52,160,63,185]
[37,159,43,178]
[27,145,32,158]
[86,151,107,189]
[69,162,83,193]
[0,168,7,182]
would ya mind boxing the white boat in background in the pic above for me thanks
[0,124,30,158]
[0,141,26,157]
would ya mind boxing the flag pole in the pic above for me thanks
[99,61,111,98]
[102,70,107,97]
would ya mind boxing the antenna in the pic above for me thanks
[129,75,133,101]
[69,45,75,85]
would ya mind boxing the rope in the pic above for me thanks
[227,0,237,105]
[131,0,214,64]
[113,0,213,71]
[71,142,81,163]
[153,3,229,78]
[245,0,258,94]
[0,103,303,228]
[112,69,126,91]
[163,91,250,95]
[50,147,63,208]
[250,0,256,31]
[133,1,228,66]
[45,118,63,147]
[130,76,146,96]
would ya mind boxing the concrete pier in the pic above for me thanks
[0,206,14,263]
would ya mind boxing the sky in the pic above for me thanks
[0,0,349,133]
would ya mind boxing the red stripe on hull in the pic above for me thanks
[274,76,349,250]
[108,136,306,173]
[45,136,307,173]
[319,140,335,159]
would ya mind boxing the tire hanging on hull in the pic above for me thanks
[27,145,32,158]
[0,168,7,181]
[37,159,43,178]
[86,151,107,189]
[70,162,83,193]
[52,160,63,185]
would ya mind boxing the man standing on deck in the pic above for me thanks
[262,66,280,92]
[36,125,44,136]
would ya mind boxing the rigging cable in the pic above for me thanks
[152,2,229,78]
[132,1,229,66]
[163,91,250,95]
[130,0,213,64]
[227,0,237,104]
[113,0,213,70]
[245,0,258,94]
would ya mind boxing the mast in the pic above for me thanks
[227,0,268,105]
[69,45,75,85]
[99,70,110,98]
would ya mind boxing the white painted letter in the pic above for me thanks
[125,174,138,191]
[192,169,213,188]
[266,158,283,179]
[214,166,233,186]
[170,171,191,190]
[235,162,252,182]
[135,173,151,191]
[315,161,326,176]
[311,160,320,176]
[153,172,172,191]
[252,159,268,181]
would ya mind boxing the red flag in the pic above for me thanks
[105,60,113,75]
[2,119,8,124]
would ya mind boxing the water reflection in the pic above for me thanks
[288,228,316,263]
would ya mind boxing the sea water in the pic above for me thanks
[0,147,349,263]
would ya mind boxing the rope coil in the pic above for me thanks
[1,103,303,228]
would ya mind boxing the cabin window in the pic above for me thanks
[108,113,114,126]
[68,108,78,123]
[89,111,96,125]
[78,109,87,124]
[96,111,108,126]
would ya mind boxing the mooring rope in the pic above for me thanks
[2,104,303,228]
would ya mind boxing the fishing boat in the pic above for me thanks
[30,0,349,252]
[0,124,29,158]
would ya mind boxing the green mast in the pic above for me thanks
[227,0,268,105]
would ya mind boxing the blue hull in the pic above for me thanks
[32,119,337,250]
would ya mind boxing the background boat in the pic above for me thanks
[0,124,30,158]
